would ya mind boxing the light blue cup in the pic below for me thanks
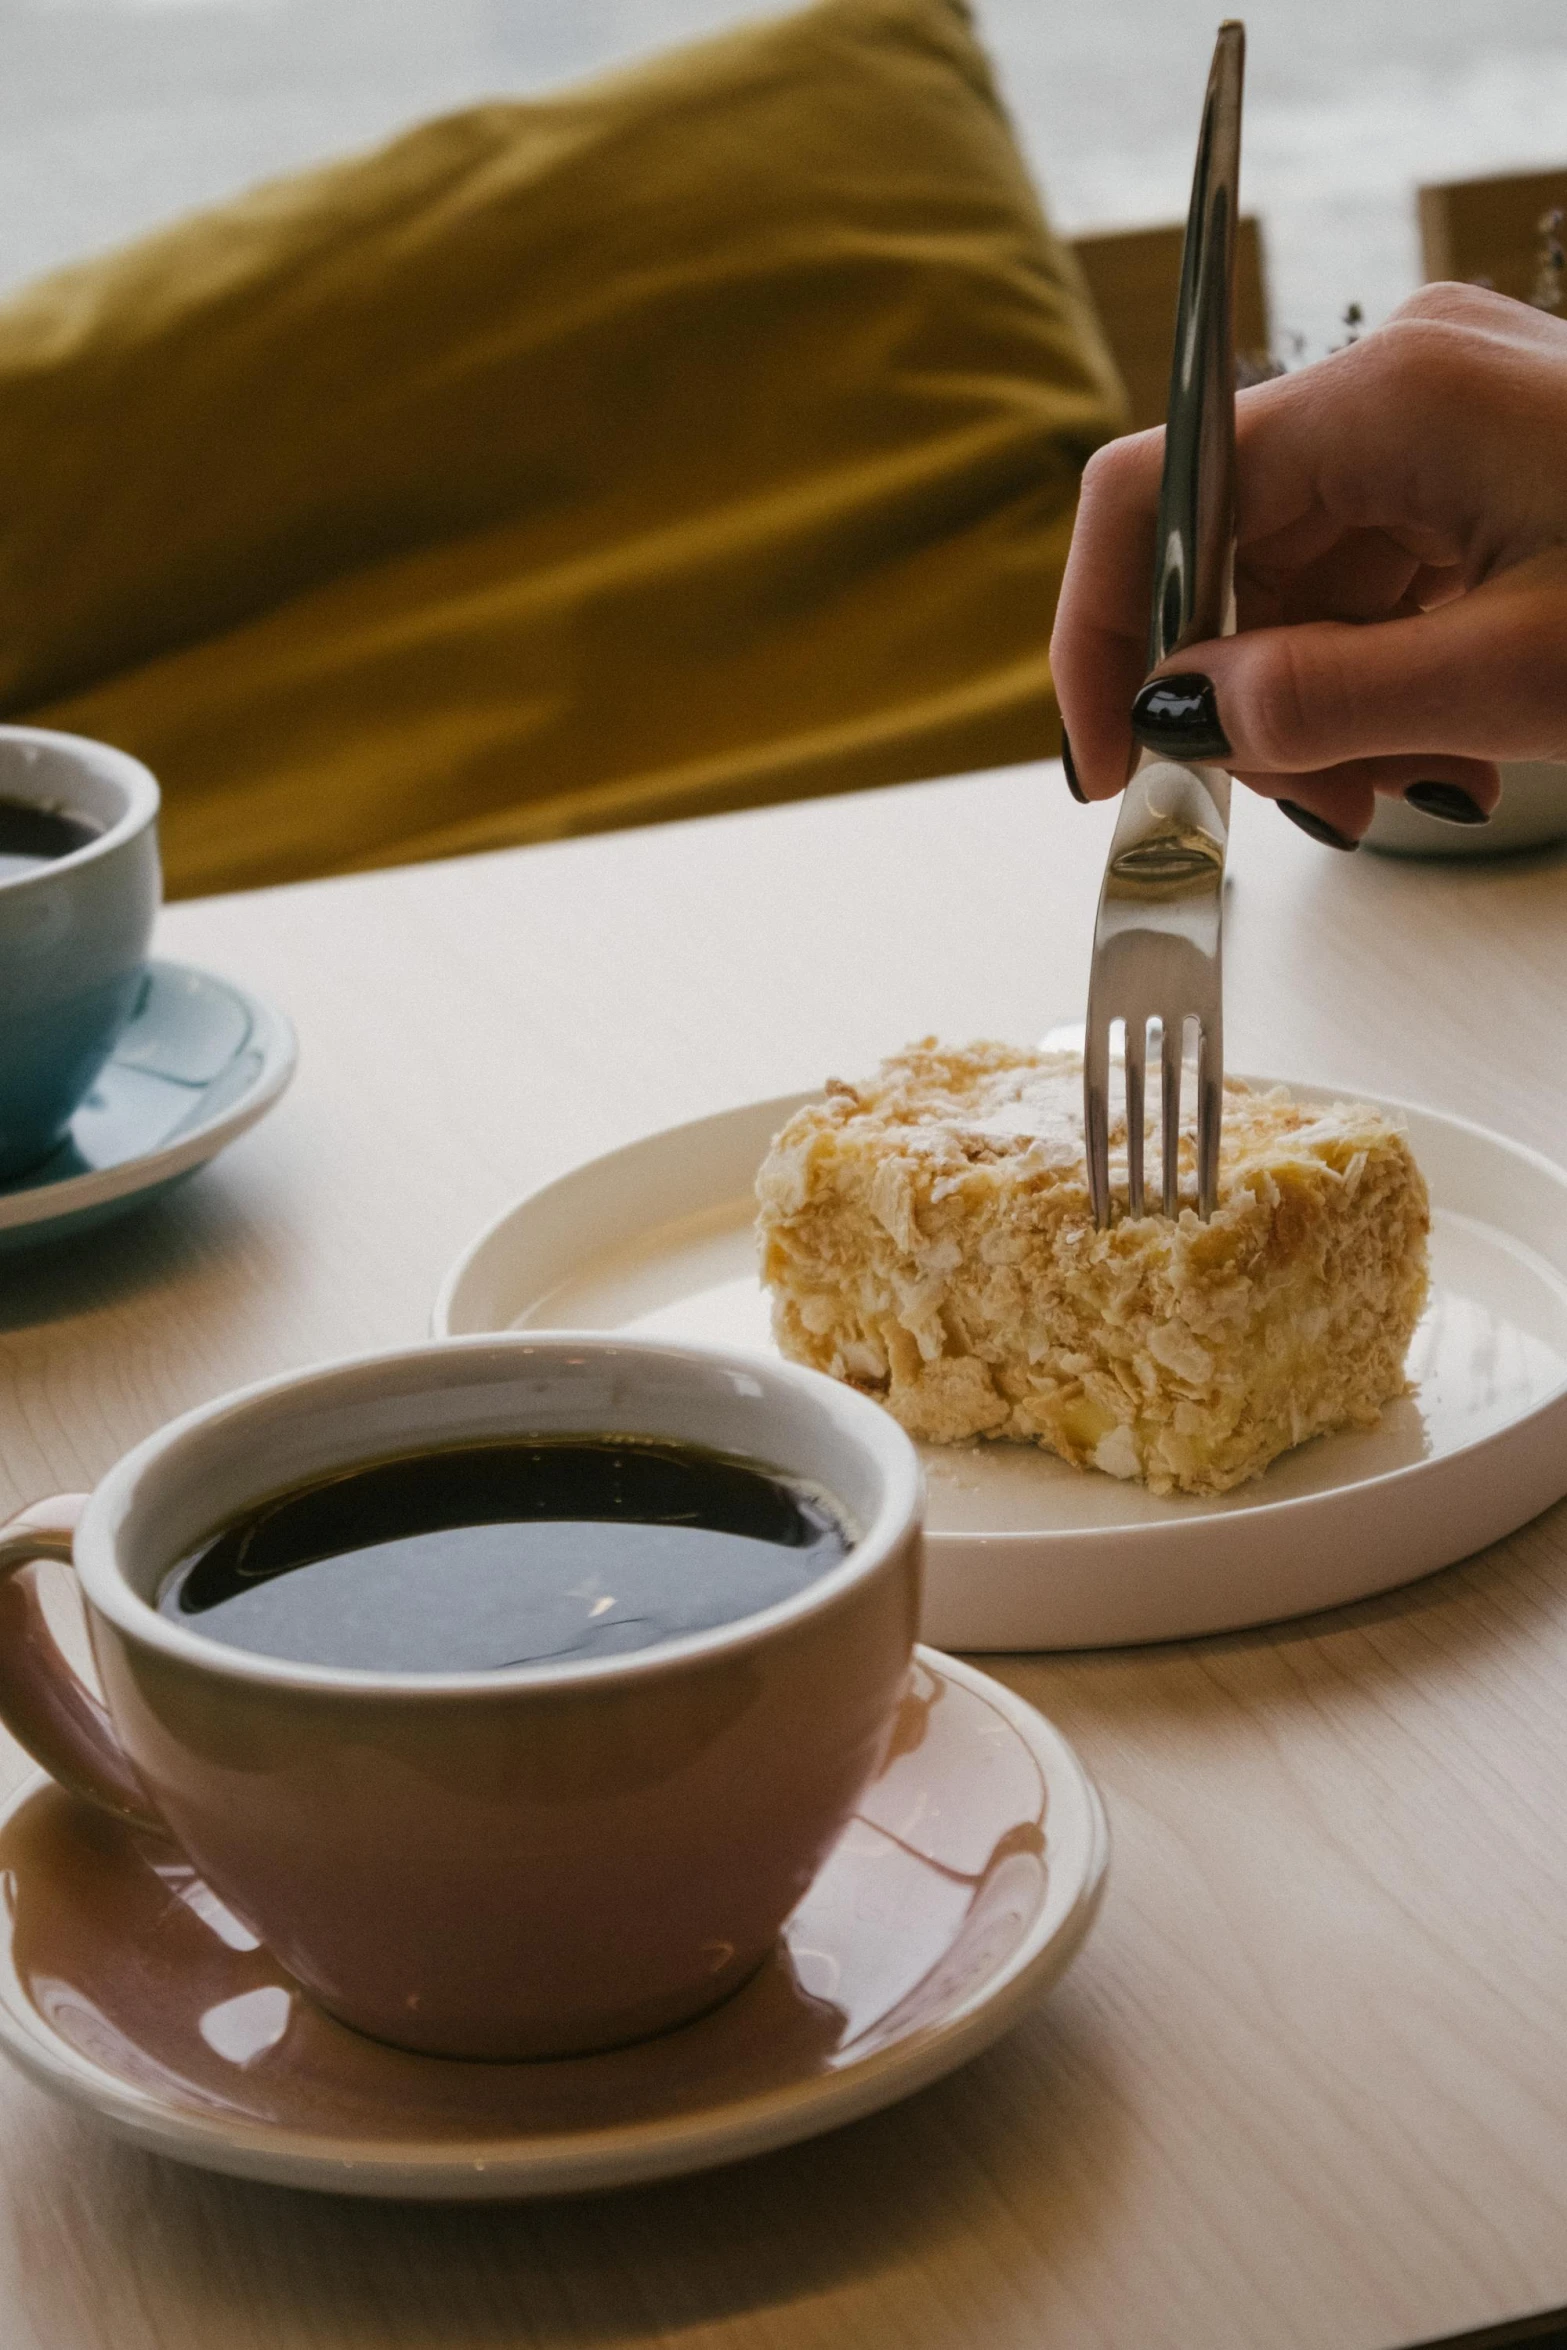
[0,727,161,1182]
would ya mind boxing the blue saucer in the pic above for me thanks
[0,961,296,1252]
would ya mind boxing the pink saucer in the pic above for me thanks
[0,1650,1106,2198]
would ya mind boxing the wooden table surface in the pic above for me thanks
[1,762,1565,2350]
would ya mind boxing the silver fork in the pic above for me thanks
[1083,19,1244,1227]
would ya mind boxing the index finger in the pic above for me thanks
[1049,366,1351,800]
[1049,425,1164,800]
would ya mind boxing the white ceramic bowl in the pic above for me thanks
[1366,761,1567,858]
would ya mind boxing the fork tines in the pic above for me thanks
[1083,753,1228,1228]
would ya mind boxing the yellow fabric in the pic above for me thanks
[4,0,1126,898]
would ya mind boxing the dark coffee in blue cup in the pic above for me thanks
[0,727,160,1181]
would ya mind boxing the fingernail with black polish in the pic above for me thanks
[1130,672,1232,759]
[1061,728,1087,803]
[1278,799,1359,852]
[1405,782,1490,826]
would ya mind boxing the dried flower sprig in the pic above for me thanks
[1234,312,1356,387]
[1235,199,1565,395]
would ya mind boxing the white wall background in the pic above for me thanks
[1,0,1563,354]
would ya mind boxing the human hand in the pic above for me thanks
[1049,283,1567,845]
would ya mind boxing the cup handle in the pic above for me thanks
[0,1497,165,1830]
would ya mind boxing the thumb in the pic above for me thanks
[1132,552,1567,774]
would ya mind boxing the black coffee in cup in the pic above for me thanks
[0,798,101,883]
[156,1436,854,1673]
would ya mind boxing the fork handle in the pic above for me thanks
[1106,751,1230,887]
[1148,20,1244,669]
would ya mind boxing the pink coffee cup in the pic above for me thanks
[0,1334,923,2059]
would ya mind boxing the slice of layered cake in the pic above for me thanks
[756,1041,1429,1497]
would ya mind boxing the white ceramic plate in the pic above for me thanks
[435,1084,1567,1650]
[0,1652,1106,2199]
